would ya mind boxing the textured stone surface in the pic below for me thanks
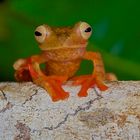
[0,81,140,140]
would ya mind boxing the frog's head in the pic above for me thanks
[34,21,92,51]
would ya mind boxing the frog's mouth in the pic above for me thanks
[39,42,88,51]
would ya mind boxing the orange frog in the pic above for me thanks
[13,21,116,101]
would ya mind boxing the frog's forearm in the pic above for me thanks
[28,55,69,102]
[83,51,106,80]
[28,55,47,79]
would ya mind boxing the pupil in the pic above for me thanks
[35,31,42,36]
[85,27,91,32]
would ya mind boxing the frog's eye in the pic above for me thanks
[34,25,47,43]
[79,22,92,40]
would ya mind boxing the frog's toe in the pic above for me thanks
[60,91,69,100]
[77,78,95,97]
[51,93,63,102]
[50,81,69,100]
[95,79,108,91]
[51,91,69,102]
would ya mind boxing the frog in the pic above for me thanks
[13,21,117,102]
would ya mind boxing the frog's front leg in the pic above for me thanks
[28,56,69,101]
[14,55,69,102]
[72,51,110,97]
[84,51,109,90]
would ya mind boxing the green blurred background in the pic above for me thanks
[0,0,140,81]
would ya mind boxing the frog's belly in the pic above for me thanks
[45,59,82,78]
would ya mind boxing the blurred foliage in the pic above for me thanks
[0,0,140,81]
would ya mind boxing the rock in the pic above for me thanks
[0,81,140,140]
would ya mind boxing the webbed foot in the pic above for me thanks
[71,75,108,97]
[28,64,69,102]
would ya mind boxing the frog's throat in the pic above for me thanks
[39,43,88,51]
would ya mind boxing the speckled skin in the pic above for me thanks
[43,47,86,78]
[13,22,114,101]
[35,22,89,79]
[39,23,87,78]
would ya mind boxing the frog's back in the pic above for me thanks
[43,47,86,78]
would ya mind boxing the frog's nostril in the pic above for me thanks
[35,31,42,36]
